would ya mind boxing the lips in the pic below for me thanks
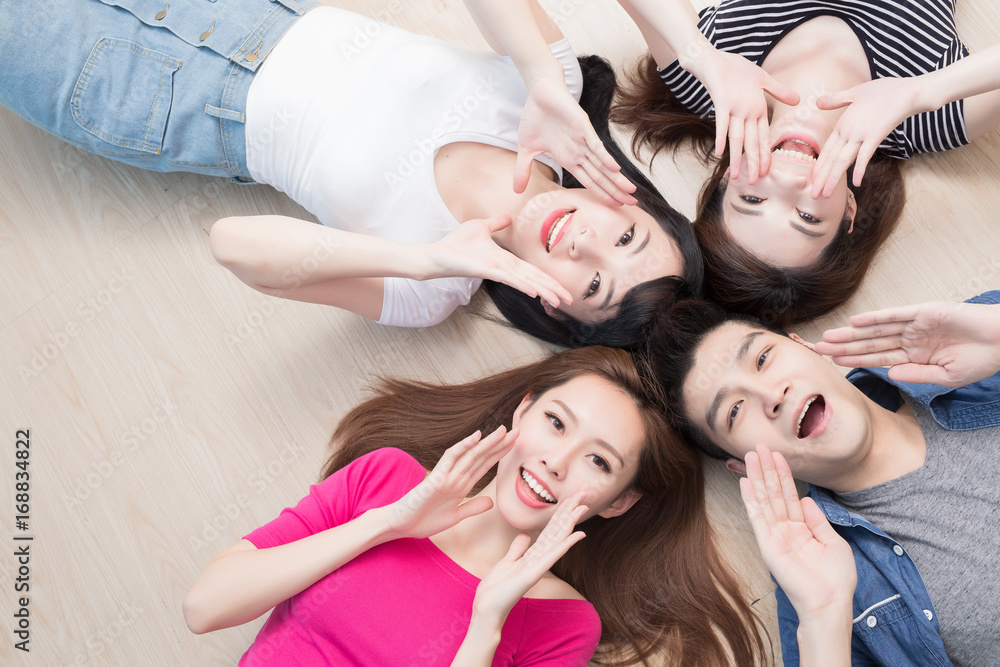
[516,467,557,508]
[772,133,820,161]
[541,210,574,252]
[796,395,827,438]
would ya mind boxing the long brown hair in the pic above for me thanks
[321,347,769,666]
[614,54,907,326]
[694,157,905,327]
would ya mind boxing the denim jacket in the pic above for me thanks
[777,291,1000,666]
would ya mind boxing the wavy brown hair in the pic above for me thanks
[614,54,907,327]
[321,347,769,666]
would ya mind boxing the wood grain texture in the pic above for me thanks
[1,1,998,665]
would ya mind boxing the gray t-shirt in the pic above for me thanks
[836,396,1000,666]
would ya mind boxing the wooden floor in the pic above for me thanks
[2,1,998,665]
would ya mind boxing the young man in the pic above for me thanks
[648,292,1000,666]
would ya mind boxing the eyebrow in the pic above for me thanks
[630,229,651,257]
[791,222,824,238]
[731,203,761,217]
[553,399,625,466]
[705,331,764,433]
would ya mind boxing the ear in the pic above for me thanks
[598,488,642,519]
[511,393,534,429]
[541,302,559,318]
[845,190,857,234]
[789,332,835,364]
[724,458,747,476]
[788,332,817,352]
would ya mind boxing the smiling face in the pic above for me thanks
[494,374,646,533]
[722,134,856,268]
[680,322,875,485]
[507,188,683,322]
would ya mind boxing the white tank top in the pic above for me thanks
[244,6,582,326]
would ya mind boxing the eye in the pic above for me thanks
[585,273,601,298]
[739,195,766,204]
[728,401,742,429]
[617,224,636,246]
[546,412,564,432]
[588,454,611,473]
[797,210,821,224]
[756,348,769,370]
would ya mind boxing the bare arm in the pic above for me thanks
[462,0,637,205]
[184,428,516,634]
[209,215,571,319]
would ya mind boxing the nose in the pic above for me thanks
[771,167,810,191]
[568,227,595,260]
[540,448,570,480]
[762,381,791,419]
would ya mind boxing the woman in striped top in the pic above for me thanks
[614,0,1000,327]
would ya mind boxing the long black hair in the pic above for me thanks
[484,56,703,350]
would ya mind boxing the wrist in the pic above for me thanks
[675,33,717,74]
[908,75,942,115]
[357,505,401,545]
[466,610,505,642]
[521,64,569,93]
[796,601,853,666]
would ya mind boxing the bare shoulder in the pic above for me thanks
[524,572,586,601]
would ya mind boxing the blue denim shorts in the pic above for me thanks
[0,0,318,179]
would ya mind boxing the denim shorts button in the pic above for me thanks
[924,610,934,621]
[866,615,877,628]
[893,545,904,556]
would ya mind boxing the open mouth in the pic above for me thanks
[772,138,819,163]
[520,468,556,504]
[796,395,826,438]
[545,210,574,252]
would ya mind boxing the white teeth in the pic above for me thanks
[797,396,818,437]
[771,147,817,162]
[546,211,573,252]
[521,469,556,503]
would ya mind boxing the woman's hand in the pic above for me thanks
[382,427,517,541]
[741,445,856,619]
[471,492,589,621]
[429,215,573,308]
[689,49,800,183]
[515,76,637,207]
[810,77,921,198]
[816,300,1000,387]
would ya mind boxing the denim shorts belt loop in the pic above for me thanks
[0,0,321,179]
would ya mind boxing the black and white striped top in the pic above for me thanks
[659,0,970,158]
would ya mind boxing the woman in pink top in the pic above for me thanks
[184,347,771,665]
